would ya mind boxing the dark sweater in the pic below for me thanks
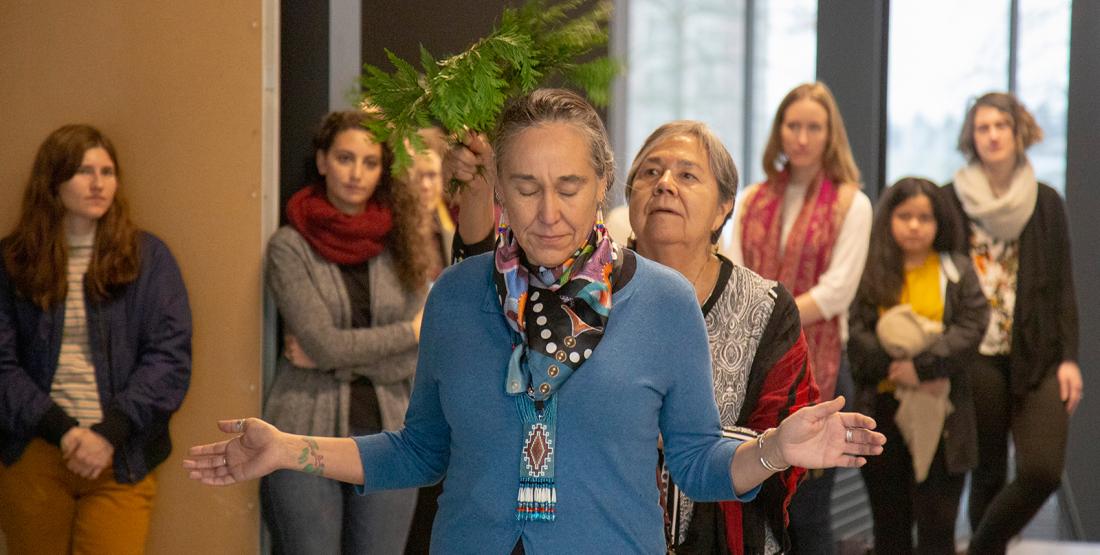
[848,252,989,474]
[943,182,1079,395]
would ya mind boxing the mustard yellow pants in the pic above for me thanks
[0,438,157,555]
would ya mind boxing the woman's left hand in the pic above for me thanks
[1057,360,1083,415]
[774,396,885,469]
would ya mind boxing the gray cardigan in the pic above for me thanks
[263,226,425,437]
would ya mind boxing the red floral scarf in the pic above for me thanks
[286,183,393,265]
[740,174,844,398]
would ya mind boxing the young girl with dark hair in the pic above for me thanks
[848,177,989,554]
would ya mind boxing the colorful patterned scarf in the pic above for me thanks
[740,173,844,399]
[494,216,620,522]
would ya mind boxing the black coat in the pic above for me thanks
[0,232,192,483]
[848,252,989,474]
[944,182,1079,395]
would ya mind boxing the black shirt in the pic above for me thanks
[339,261,384,436]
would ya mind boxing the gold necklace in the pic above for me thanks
[690,255,715,304]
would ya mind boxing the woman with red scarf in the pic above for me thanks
[722,82,872,555]
[260,111,429,554]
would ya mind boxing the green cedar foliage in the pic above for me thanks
[358,0,619,179]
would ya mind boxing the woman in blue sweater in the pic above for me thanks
[186,89,884,553]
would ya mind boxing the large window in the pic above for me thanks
[746,0,817,186]
[617,0,816,196]
[886,0,1070,193]
[1016,0,1071,193]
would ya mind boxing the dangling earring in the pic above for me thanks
[595,208,606,234]
[496,208,510,239]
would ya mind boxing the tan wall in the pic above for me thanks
[0,2,267,553]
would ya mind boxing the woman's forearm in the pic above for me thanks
[795,293,825,325]
[276,433,364,485]
[729,431,786,495]
[456,178,495,244]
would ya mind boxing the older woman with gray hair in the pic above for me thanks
[626,121,819,554]
[185,89,883,553]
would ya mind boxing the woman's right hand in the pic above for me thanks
[443,132,494,187]
[283,333,318,369]
[183,418,286,486]
[888,359,919,388]
[445,132,498,245]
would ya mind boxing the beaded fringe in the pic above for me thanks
[515,395,557,522]
[517,477,556,521]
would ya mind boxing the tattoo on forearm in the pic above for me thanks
[298,438,325,476]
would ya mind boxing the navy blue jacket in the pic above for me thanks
[0,232,192,483]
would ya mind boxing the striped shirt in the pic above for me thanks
[49,232,103,427]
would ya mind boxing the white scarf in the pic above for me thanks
[953,161,1038,241]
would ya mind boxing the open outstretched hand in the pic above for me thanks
[183,418,283,486]
[775,396,885,469]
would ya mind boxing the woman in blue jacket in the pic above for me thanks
[0,124,192,555]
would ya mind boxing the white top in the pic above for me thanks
[968,222,1017,356]
[51,230,103,427]
[719,182,872,337]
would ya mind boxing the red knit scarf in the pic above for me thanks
[285,183,393,265]
[740,173,844,399]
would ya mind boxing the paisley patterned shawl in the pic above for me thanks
[739,173,844,399]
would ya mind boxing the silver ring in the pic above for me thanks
[236,419,245,433]
[222,456,228,467]
[845,428,854,443]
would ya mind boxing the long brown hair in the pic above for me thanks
[761,82,861,186]
[3,124,140,309]
[310,111,428,291]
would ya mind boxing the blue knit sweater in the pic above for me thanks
[355,253,756,553]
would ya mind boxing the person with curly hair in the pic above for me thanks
[260,110,429,554]
[944,92,1081,554]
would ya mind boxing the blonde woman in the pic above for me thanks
[723,82,872,554]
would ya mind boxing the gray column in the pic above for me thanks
[1063,0,1100,541]
[329,0,361,110]
[815,0,889,202]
